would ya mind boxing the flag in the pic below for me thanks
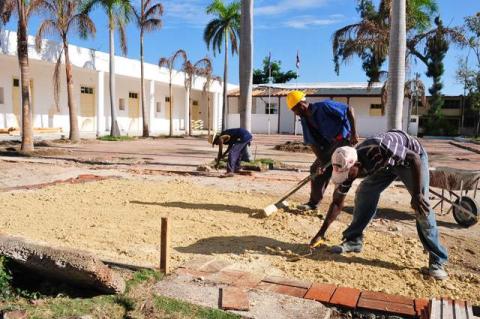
[296,50,300,70]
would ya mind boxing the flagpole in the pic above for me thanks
[268,52,272,135]
[294,50,300,136]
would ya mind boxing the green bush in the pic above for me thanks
[0,256,13,299]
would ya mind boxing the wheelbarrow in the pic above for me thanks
[429,167,480,228]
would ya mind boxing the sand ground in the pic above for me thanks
[0,136,478,304]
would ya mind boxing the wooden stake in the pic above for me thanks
[160,217,170,274]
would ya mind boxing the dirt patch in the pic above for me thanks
[275,141,312,153]
[2,174,118,191]
[0,179,478,304]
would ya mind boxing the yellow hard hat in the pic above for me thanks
[286,90,306,110]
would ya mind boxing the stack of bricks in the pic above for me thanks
[176,258,477,318]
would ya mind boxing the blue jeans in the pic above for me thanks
[342,152,448,267]
[227,140,251,173]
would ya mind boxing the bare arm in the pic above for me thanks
[347,106,359,145]
[310,190,346,246]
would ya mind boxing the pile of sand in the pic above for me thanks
[0,179,478,303]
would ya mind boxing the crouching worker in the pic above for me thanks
[212,128,253,177]
[286,90,359,211]
[310,130,448,280]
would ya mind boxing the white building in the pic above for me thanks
[227,83,417,137]
[0,30,225,137]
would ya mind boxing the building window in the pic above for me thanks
[265,103,278,114]
[156,102,161,113]
[443,99,460,109]
[192,100,199,106]
[129,92,138,99]
[119,98,126,110]
[369,104,384,116]
[0,87,4,104]
[165,96,170,102]
[81,86,93,94]
[13,79,19,87]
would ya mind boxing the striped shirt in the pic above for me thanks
[337,130,424,194]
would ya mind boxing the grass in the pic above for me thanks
[97,135,136,142]
[153,296,241,319]
[0,263,239,319]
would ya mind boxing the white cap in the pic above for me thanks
[330,146,358,185]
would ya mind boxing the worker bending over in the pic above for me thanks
[310,130,448,280]
[286,90,359,211]
[212,128,253,176]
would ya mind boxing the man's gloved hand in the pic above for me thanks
[309,233,325,249]
[350,133,359,146]
[411,193,430,217]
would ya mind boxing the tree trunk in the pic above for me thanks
[63,40,80,142]
[169,80,173,136]
[386,0,406,130]
[109,18,120,137]
[222,34,228,131]
[140,30,149,137]
[239,0,253,132]
[188,86,192,136]
[17,7,33,153]
[207,88,211,138]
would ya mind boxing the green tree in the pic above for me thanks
[35,0,96,143]
[1,0,44,152]
[333,0,438,84]
[253,56,298,84]
[204,0,240,131]
[408,17,465,133]
[83,0,131,137]
[133,0,163,137]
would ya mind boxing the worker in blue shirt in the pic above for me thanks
[212,128,253,177]
[286,90,359,211]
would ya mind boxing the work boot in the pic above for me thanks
[424,264,448,280]
[331,240,363,254]
[296,203,317,211]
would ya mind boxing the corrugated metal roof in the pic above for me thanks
[228,82,384,97]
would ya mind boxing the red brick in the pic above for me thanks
[329,286,361,309]
[199,260,231,273]
[181,256,216,271]
[361,291,414,305]
[257,282,308,298]
[220,287,249,311]
[414,298,430,317]
[234,272,263,289]
[304,283,337,303]
[205,270,247,285]
[262,275,312,289]
[357,298,416,317]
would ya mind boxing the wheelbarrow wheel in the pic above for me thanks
[452,196,479,228]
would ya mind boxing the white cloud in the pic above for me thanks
[162,0,210,28]
[255,0,329,16]
[284,14,344,29]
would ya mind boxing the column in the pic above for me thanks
[212,92,219,133]
[148,80,155,134]
[96,71,105,136]
[184,87,190,135]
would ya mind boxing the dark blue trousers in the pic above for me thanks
[227,140,251,173]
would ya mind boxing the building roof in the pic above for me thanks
[228,82,384,97]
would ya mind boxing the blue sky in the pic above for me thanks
[4,0,480,94]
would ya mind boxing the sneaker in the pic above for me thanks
[331,240,363,254]
[297,203,317,211]
[427,264,448,280]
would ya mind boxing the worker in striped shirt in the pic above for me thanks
[310,130,448,280]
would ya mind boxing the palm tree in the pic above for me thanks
[239,0,252,131]
[35,0,96,143]
[193,57,215,135]
[332,0,437,84]
[1,0,43,152]
[386,0,406,130]
[159,49,187,136]
[83,0,131,137]
[201,66,221,138]
[204,0,240,131]
[182,60,195,136]
[133,0,163,137]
